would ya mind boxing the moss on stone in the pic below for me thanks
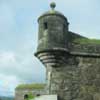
[24,92,35,100]
[28,92,35,99]
[73,38,100,44]
[49,10,55,14]
[15,83,45,90]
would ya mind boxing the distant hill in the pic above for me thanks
[0,96,14,100]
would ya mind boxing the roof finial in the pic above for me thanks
[50,2,56,10]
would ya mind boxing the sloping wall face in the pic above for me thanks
[46,55,100,100]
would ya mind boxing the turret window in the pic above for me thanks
[44,22,48,30]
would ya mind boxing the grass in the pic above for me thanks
[24,92,35,100]
[73,38,100,44]
[16,83,46,90]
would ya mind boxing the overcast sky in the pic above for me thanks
[0,0,100,97]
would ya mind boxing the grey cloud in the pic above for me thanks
[0,49,45,83]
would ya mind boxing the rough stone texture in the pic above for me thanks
[45,55,100,100]
[35,3,100,100]
[70,43,100,55]
[77,57,100,100]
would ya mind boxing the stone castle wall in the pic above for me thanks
[70,43,100,55]
[46,54,100,100]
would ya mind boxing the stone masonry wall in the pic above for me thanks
[46,55,100,100]
[70,43,100,55]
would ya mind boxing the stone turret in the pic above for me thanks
[35,2,69,67]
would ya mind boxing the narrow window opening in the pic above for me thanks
[44,22,48,30]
